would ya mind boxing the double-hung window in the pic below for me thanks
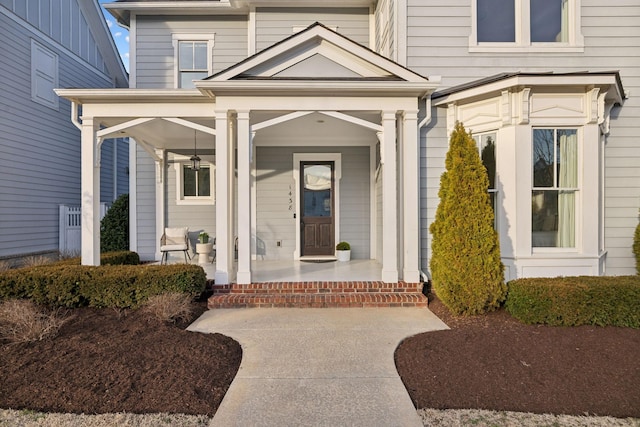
[174,162,215,205]
[473,132,498,229]
[531,128,578,248]
[471,0,583,52]
[172,34,215,88]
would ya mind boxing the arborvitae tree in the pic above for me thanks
[429,122,506,315]
[100,194,129,252]
[633,214,640,274]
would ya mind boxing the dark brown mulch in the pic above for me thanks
[0,301,242,416]
[395,296,640,418]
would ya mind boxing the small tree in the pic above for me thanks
[100,194,129,252]
[633,213,640,274]
[429,122,506,315]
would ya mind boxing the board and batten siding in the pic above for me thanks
[255,7,370,53]
[406,0,640,276]
[0,4,126,259]
[134,15,248,89]
[256,146,371,261]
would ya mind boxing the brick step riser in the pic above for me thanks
[207,292,429,309]
[211,282,424,295]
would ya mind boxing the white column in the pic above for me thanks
[402,110,420,283]
[81,118,100,266]
[154,149,165,261]
[381,111,398,283]
[236,111,252,284]
[215,111,232,284]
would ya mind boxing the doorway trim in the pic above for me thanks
[293,153,342,259]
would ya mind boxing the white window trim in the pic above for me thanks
[473,131,499,230]
[171,33,215,89]
[31,39,59,109]
[469,0,584,53]
[531,126,582,253]
[173,160,215,205]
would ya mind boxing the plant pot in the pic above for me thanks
[336,249,351,262]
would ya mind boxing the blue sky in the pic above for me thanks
[99,0,130,71]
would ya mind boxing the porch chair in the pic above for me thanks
[160,227,191,264]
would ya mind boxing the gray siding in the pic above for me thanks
[135,15,248,88]
[135,146,156,261]
[408,0,640,275]
[257,146,370,260]
[255,7,370,52]
[100,138,129,203]
[0,4,126,259]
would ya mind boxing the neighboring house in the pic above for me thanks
[58,0,638,284]
[0,0,129,261]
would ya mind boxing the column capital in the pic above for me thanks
[402,110,419,120]
[381,111,397,121]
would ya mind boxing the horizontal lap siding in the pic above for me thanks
[135,147,156,261]
[407,0,640,275]
[257,146,370,260]
[0,8,119,258]
[135,15,247,88]
[255,7,370,52]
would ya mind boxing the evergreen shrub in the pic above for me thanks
[506,276,640,328]
[633,217,640,274]
[0,264,206,309]
[429,122,506,315]
[55,251,140,266]
[100,194,129,252]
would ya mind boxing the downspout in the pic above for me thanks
[418,95,433,287]
[70,101,82,130]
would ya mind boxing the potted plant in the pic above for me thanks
[199,232,209,244]
[336,241,351,262]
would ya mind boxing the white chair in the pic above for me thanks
[160,227,191,264]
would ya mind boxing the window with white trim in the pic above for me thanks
[172,34,214,88]
[174,162,215,205]
[31,40,59,109]
[531,128,578,248]
[471,0,583,52]
[473,132,498,229]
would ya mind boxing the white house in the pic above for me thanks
[0,0,128,261]
[57,0,638,285]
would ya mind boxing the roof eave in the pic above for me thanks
[55,88,210,104]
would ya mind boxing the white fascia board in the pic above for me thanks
[104,1,245,26]
[233,0,373,6]
[434,74,623,106]
[196,81,438,98]
[55,88,210,104]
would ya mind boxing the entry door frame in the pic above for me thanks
[293,153,341,259]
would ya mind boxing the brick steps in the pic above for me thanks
[207,281,428,309]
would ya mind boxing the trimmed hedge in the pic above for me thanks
[633,219,640,274]
[0,264,206,309]
[505,276,640,328]
[56,251,141,266]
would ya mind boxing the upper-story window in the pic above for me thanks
[471,0,583,52]
[172,34,215,89]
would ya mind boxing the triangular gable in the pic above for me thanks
[205,22,427,83]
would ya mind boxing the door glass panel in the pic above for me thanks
[303,164,331,217]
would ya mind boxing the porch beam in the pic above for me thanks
[96,117,155,139]
[402,110,420,283]
[236,111,252,284]
[80,118,100,266]
[160,117,217,136]
[381,111,398,283]
[215,111,233,285]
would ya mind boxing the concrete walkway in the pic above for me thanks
[187,308,449,426]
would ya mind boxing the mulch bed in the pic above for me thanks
[0,301,242,416]
[395,296,640,419]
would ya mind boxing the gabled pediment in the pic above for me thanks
[203,23,426,84]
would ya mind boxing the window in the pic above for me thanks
[531,128,578,248]
[472,0,583,51]
[473,132,498,229]
[174,163,215,205]
[172,34,214,89]
[31,40,58,109]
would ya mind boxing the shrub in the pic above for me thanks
[143,292,194,323]
[100,194,129,252]
[505,276,640,328]
[429,122,506,315]
[54,251,140,266]
[0,299,70,343]
[633,217,640,274]
[0,264,206,309]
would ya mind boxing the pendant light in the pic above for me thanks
[190,129,201,171]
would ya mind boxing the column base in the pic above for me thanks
[382,270,398,284]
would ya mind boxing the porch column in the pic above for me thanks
[402,110,421,283]
[236,111,252,284]
[215,111,233,284]
[81,118,100,266]
[381,111,398,283]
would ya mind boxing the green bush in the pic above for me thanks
[336,241,350,250]
[0,264,206,309]
[633,218,640,274]
[55,251,140,266]
[429,122,506,315]
[505,276,640,328]
[101,194,129,252]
